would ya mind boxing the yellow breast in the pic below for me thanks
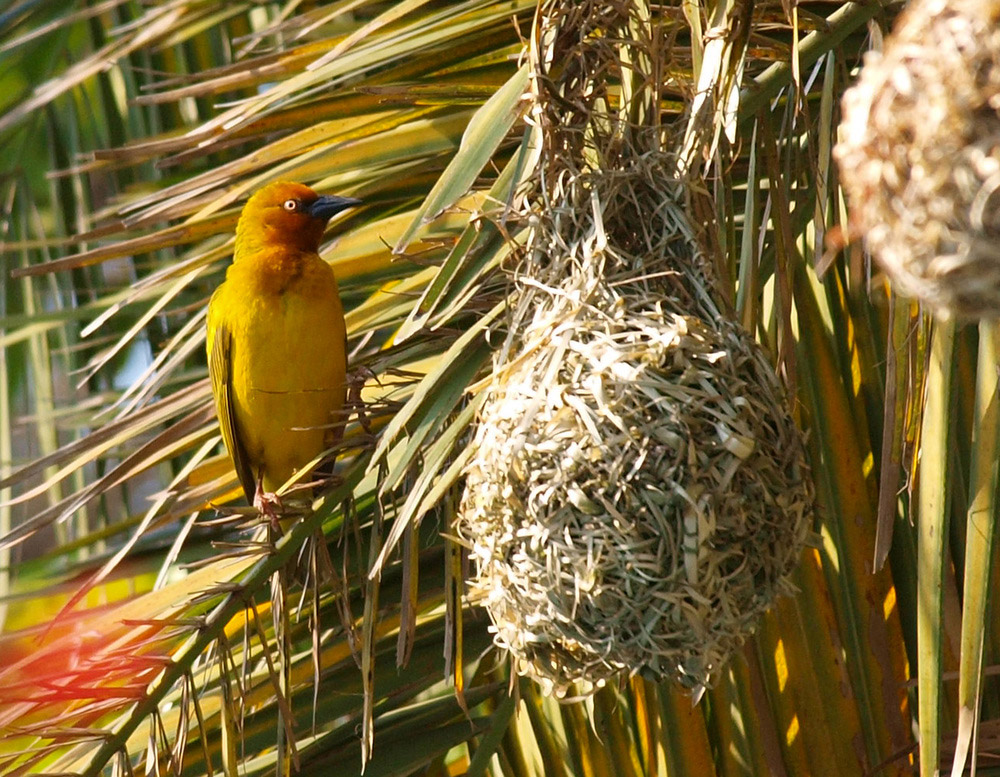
[209,249,347,493]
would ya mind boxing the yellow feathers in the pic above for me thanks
[206,181,359,516]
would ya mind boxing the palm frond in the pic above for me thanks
[3,1,999,775]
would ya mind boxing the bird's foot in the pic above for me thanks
[347,366,377,434]
[253,484,284,534]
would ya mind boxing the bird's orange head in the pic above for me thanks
[234,181,360,257]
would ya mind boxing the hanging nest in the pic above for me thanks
[458,166,814,695]
[835,0,1000,319]
[459,274,812,696]
[457,0,814,697]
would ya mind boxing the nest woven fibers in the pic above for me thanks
[457,0,814,697]
[459,272,812,697]
[835,0,1000,319]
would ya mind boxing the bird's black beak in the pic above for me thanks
[307,195,361,221]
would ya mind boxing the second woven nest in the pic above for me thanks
[836,0,1000,318]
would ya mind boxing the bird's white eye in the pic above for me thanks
[282,199,299,211]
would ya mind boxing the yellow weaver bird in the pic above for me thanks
[207,181,360,521]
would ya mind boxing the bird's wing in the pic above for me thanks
[324,330,350,450]
[209,322,256,503]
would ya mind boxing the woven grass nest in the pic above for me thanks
[457,0,813,698]
[459,272,812,697]
[835,0,1000,319]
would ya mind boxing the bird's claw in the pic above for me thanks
[253,483,284,534]
[347,366,376,434]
